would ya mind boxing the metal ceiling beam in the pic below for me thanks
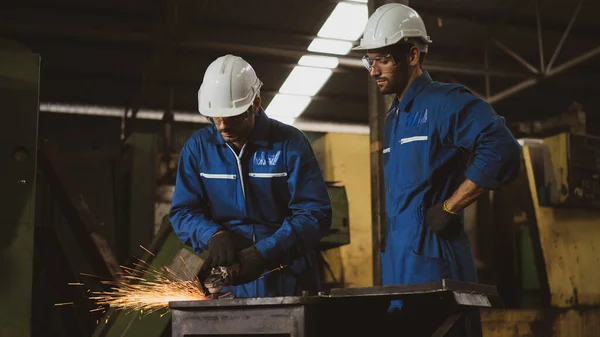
[0,21,528,79]
[486,0,598,105]
[492,39,539,74]
[487,45,600,104]
[409,5,599,41]
[546,0,586,73]
[6,3,599,43]
[484,43,491,97]
[535,0,545,72]
[182,39,528,78]
[547,45,600,76]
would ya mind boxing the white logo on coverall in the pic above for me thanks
[253,151,281,166]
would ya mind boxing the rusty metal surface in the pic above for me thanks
[327,279,499,298]
[170,279,499,309]
[170,295,323,309]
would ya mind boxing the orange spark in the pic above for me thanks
[54,302,74,306]
[140,245,155,256]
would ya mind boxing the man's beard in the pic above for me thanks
[380,74,409,96]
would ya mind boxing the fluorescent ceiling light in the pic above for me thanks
[307,38,353,55]
[279,66,332,96]
[317,2,368,41]
[265,94,312,119]
[298,55,339,69]
[347,0,368,2]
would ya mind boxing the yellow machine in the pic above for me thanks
[477,132,600,337]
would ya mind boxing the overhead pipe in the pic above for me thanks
[39,102,370,135]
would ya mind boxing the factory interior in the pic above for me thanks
[1,0,600,336]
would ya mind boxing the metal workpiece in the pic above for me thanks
[169,279,501,337]
[327,279,500,303]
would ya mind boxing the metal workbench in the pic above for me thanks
[169,279,501,337]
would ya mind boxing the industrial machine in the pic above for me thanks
[467,134,600,336]
[543,132,600,208]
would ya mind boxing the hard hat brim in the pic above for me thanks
[199,101,252,118]
[352,43,391,51]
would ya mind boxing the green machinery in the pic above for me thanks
[0,42,40,337]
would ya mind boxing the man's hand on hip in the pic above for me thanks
[425,201,463,239]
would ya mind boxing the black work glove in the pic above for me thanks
[231,246,266,286]
[425,202,463,239]
[206,231,236,268]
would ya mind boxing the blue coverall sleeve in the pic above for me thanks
[169,140,222,253]
[438,86,522,190]
[254,132,332,262]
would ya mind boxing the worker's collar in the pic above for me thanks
[208,109,271,148]
[395,71,432,112]
[247,109,271,147]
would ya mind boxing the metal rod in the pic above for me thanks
[535,0,545,72]
[486,78,538,104]
[484,43,491,98]
[547,45,600,77]
[40,102,371,134]
[492,39,539,74]
[432,313,464,337]
[423,63,527,78]
[546,0,586,72]
[487,45,600,104]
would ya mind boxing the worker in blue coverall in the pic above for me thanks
[355,4,522,336]
[169,54,332,298]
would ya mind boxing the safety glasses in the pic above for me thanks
[361,54,396,72]
[206,105,254,124]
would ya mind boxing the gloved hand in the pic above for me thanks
[206,231,235,268]
[231,246,266,286]
[425,201,463,239]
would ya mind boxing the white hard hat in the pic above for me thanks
[353,3,432,53]
[198,54,263,118]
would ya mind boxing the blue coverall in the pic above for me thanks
[169,111,332,298]
[381,71,521,336]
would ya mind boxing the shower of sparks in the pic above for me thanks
[89,263,209,316]
[56,254,289,316]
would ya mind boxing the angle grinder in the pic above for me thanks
[203,264,240,299]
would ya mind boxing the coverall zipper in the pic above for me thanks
[226,143,257,296]
[226,143,247,203]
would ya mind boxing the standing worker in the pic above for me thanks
[355,3,522,336]
[169,54,332,298]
